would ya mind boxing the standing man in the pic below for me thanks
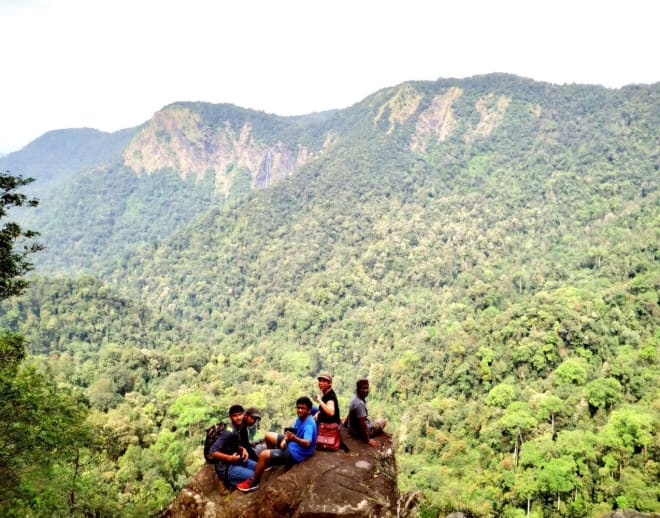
[236,397,317,492]
[208,405,256,490]
[346,378,386,448]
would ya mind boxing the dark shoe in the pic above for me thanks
[236,478,259,492]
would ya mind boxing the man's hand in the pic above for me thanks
[368,438,380,448]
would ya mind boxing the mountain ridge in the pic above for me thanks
[0,127,138,186]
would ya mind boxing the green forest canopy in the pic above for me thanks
[0,75,658,517]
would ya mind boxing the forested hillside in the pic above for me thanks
[0,127,137,189]
[0,74,658,517]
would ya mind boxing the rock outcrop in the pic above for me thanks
[410,86,463,151]
[162,428,398,518]
[122,106,314,193]
[373,84,422,135]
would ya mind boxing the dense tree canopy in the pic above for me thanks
[0,76,658,516]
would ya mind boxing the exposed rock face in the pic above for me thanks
[464,93,511,142]
[410,86,463,151]
[374,84,422,135]
[122,106,312,194]
[254,142,301,189]
[120,87,513,197]
[409,88,511,150]
[163,429,397,518]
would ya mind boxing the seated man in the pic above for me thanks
[240,406,262,461]
[346,378,386,448]
[236,397,317,492]
[208,405,256,490]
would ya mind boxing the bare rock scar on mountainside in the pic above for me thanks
[373,84,422,135]
[122,106,317,194]
[410,86,463,151]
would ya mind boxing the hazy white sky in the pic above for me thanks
[1,0,658,153]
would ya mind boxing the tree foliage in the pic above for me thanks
[0,173,42,298]
[0,76,658,516]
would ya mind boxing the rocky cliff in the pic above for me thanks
[122,105,318,193]
[162,429,399,518]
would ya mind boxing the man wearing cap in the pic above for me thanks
[240,407,262,461]
[207,405,256,489]
[314,372,341,425]
[346,378,386,448]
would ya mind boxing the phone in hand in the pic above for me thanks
[284,427,296,434]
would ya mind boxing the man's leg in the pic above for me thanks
[369,417,386,437]
[227,460,256,488]
[237,446,294,492]
[252,448,272,483]
[237,449,272,492]
[264,431,280,448]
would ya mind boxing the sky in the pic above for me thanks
[1,0,658,153]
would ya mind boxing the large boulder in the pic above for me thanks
[162,428,398,518]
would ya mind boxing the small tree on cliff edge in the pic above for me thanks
[0,171,43,299]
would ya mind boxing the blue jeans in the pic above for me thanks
[227,459,257,486]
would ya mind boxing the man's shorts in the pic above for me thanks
[268,435,296,466]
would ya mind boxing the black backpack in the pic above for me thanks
[203,422,227,463]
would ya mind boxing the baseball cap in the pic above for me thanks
[245,407,261,420]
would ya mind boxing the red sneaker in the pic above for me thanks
[236,478,259,492]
